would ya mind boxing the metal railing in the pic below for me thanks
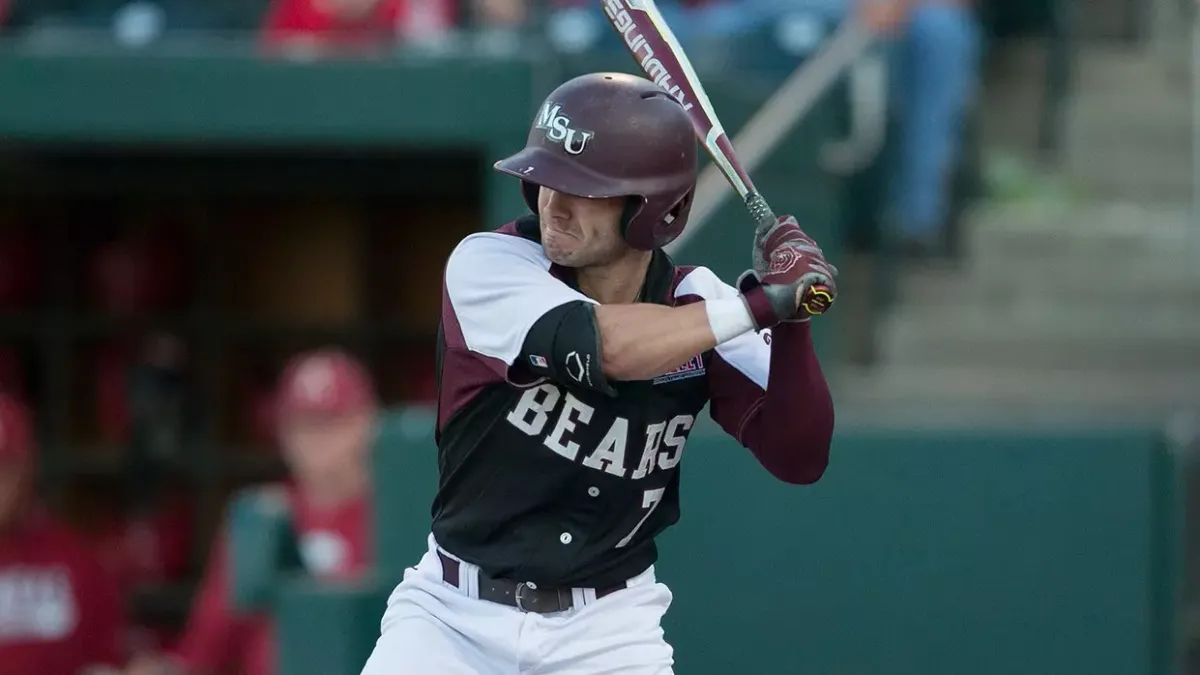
[664,19,880,256]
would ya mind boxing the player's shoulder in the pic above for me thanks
[671,265,738,305]
[446,216,547,272]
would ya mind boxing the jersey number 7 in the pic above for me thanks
[615,488,666,548]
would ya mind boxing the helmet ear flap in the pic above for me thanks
[619,197,643,238]
[520,181,540,214]
[664,190,692,227]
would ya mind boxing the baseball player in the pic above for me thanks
[125,349,378,675]
[0,393,128,675]
[359,71,837,675]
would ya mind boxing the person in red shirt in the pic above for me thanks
[259,0,456,55]
[126,348,378,675]
[0,393,127,675]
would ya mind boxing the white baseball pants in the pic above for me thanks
[359,535,675,675]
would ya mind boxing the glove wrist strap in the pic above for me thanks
[736,273,780,331]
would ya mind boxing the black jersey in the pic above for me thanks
[431,216,780,589]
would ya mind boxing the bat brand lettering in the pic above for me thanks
[535,102,594,155]
[602,0,694,112]
[505,383,694,479]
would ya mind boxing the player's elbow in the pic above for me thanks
[761,419,833,485]
[773,454,830,485]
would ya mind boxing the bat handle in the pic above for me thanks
[744,192,835,317]
[745,192,776,230]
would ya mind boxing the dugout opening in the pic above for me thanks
[0,142,483,633]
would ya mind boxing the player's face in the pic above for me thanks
[537,187,630,267]
[279,411,372,489]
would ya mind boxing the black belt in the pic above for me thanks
[438,551,625,614]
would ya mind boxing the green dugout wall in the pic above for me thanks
[274,410,1183,675]
[0,51,846,359]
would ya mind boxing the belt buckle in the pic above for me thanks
[514,582,536,612]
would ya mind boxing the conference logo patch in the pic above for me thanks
[653,355,705,385]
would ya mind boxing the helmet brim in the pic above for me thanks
[494,146,635,200]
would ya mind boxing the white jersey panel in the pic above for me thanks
[673,266,770,390]
[444,232,598,367]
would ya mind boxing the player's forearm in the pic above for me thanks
[744,322,835,484]
[594,301,750,381]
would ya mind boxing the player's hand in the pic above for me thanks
[740,214,838,329]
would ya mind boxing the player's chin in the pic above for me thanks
[542,238,585,267]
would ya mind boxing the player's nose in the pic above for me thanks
[543,189,568,214]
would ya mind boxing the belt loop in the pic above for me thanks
[438,549,480,599]
[572,587,591,608]
[464,559,478,598]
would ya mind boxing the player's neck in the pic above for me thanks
[575,249,653,304]
[300,467,368,511]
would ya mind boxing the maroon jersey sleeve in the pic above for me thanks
[674,266,835,484]
[172,532,245,673]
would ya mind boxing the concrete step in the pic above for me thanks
[966,202,1193,247]
[899,261,1200,309]
[1064,150,1192,201]
[1075,0,1139,42]
[960,202,1200,279]
[1073,43,1187,95]
[893,301,1200,331]
[880,305,1200,370]
[1065,44,1190,198]
[971,253,1199,289]
[834,364,1200,419]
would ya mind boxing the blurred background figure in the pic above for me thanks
[860,0,982,259]
[0,393,128,675]
[124,348,377,675]
[260,0,457,55]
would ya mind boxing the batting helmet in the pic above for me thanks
[494,72,698,251]
[275,349,377,421]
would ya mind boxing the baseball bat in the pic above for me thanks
[600,0,835,316]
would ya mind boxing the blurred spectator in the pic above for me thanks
[0,349,24,398]
[472,0,523,29]
[0,393,128,675]
[88,233,187,317]
[0,229,41,311]
[125,348,377,675]
[861,0,981,258]
[260,0,455,55]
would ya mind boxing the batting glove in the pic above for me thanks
[739,214,838,329]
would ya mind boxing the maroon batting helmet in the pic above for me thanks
[275,349,377,422]
[494,72,698,251]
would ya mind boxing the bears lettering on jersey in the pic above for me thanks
[504,383,694,480]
